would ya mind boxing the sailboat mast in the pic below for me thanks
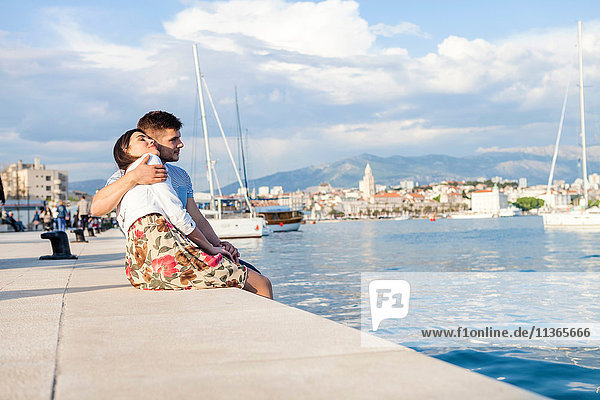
[235,86,249,193]
[192,44,215,209]
[546,79,569,197]
[578,21,589,206]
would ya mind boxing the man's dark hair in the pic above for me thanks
[137,111,182,134]
[113,129,145,170]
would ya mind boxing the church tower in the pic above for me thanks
[359,163,376,201]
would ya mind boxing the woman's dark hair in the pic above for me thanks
[113,129,146,170]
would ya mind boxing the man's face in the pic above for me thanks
[151,128,183,162]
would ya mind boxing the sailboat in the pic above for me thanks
[192,44,265,238]
[542,21,600,228]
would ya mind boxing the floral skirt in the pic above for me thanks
[125,213,247,290]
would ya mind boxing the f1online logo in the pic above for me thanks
[369,280,411,331]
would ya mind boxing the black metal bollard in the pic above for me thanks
[87,227,95,237]
[40,231,78,260]
[71,229,88,243]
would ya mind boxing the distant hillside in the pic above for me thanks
[221,149,600,193]
[69,179,106,196]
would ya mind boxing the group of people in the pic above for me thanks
[2,211,25,232]
[23,197,92,232]
[91,111,273,299]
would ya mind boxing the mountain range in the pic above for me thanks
[224,145,600,193]
[70,146,600,195]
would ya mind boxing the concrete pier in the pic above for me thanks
[0,230,545,399]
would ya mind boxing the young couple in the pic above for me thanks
[91,111,273,299]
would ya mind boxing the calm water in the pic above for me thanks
[230,217,600,399]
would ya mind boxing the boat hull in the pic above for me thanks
[268,222,301,232]
[542,212,600,228]
[448,213,495,219]
[258,210,303,232]
[207,217,264,238]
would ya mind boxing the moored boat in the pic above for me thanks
[255,206,303,232]
[542,22,600,229]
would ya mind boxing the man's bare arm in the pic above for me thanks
[185,198,222,246]
[184,199,241,263]
[90,154,167,216]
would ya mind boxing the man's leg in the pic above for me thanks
[58,217,66,231]
[239,259,261,275]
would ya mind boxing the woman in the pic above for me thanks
[32,210,40,230]
[41,206,53,231]
[114,129,271,297]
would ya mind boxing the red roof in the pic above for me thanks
[374,192,402,198]
[473,190,493,193]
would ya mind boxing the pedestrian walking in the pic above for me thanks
[77,196,90,231]
[32,210,40,230]
[56,201,67,231]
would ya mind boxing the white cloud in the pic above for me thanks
[259,60,405,104]
[323,119,492,147]
[164,0,374,57]
[3,2,600,185]
[268,88,282,102]
[43,8,157,71]
[371,21,430,38]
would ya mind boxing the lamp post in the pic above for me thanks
[26,185,30,231]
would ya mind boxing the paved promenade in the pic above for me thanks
[0,229,545,399]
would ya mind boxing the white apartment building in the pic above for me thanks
[270,186,284,196]
[1,158,68,202]
[258,186,270,196]
[589,173,600,190]
[518,178,528,188]
[471,185,508,213]
[398,180,415,191]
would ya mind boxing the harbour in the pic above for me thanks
[230,216,600,399]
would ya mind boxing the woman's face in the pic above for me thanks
[126,131,159,157]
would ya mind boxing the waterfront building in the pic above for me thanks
[471,185,508,214]
[1,158,68,202]
[358,163,376,202]
[518,178,528,188]
[270,186,284,196]
[541,191,571,210]
[589,173,600,190]
[258,186,270,196]
[398,180,416,190]
[342,198,367,218]
[373,192,404,211]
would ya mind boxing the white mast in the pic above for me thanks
[192,44,215,210]
[201,77,255,216]
[578,21,589,206]
[546,79,570,198]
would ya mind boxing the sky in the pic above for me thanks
[2,0,600,189]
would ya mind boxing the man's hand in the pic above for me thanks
[216,246,234,262]
[220,240,240,264]
[131,154,167,184]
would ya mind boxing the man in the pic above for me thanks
[56,201,67,231]
[91,111,271,297]
[7,212,24,232]
[77,196,90,229]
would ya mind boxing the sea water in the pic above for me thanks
[231,216,600,399]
